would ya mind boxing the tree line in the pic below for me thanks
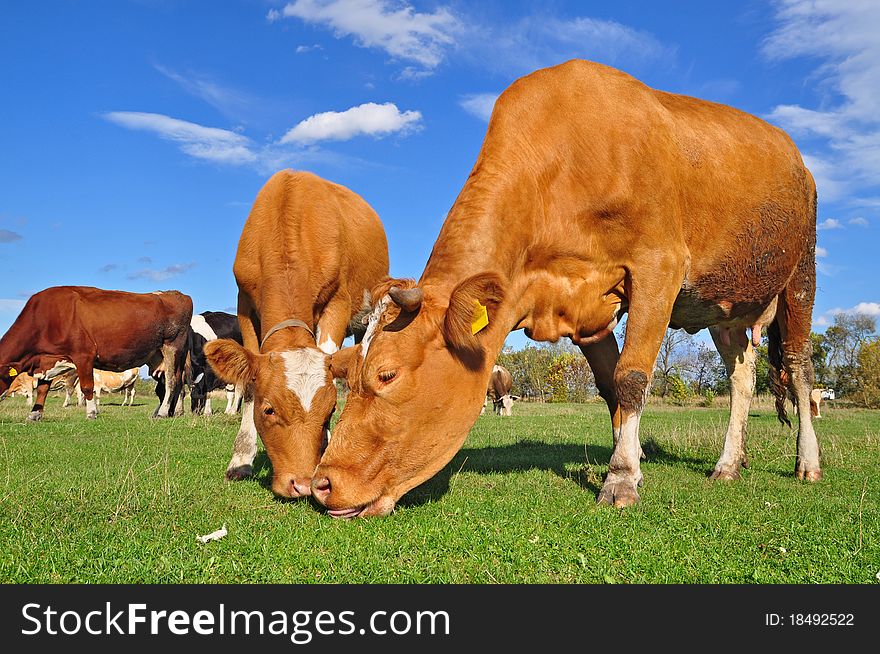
[496,312,880,408]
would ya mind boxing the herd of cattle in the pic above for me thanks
[0,60,828,516]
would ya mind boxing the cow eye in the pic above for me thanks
[377,370,397,383]
[264,406,275,416]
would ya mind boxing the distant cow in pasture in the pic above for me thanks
[188,311,243,415]
[204,170,389,498]
[63,368,140,409]
[481,364,519,416]
[0,286,192,420]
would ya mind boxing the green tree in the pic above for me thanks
[824,313,876,396]
[855,338,880,408]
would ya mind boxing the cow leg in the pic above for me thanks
[128,385,136,406]
[224,384,237,414]
[76,362,99,419]
[597,269,681,507]
[154,343,184,418]
[205,396,213,416]
[226,292,261,479]
[27,381,51,421]
[708,326,754,480]
[227,392,258,480]
[777,255,822,481]
[581,334,646,460]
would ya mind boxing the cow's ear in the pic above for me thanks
[329,346,359,380]
[204,339,256,384]
[443,272,505,358]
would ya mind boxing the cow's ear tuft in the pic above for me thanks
[204,339,256,384]
[443,272,505,359]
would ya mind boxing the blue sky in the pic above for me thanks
[1,0,878,351]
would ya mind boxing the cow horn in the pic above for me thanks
[388,286,423,312]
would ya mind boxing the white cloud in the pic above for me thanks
[815,246,828,257]
[851,302,880,317]
[817,218,843,230]
[459,93,498,122]
[295,44,323,53]
[154,65,253,122]
[764,1,880,203]
[127,263,196,282]
[815,301,880,326]
[848,216,869,226]
[462,15,674,77]
[103,112,257,164]
[272,0,459,72]
[280,102,421,144]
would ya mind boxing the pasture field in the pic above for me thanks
[0,389,877,584]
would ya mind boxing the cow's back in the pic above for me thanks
[234,170,389,313]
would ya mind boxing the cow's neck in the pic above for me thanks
[420,167,537,352]
[420,160,626,356]
[256,281,318,353]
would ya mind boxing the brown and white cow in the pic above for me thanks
[482,364,518,416]
[0,286,191,420]
[314,59,820,517]
[64,368,140,409]
[204,170,389,498]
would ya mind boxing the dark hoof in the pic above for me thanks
[596,478,641,507]
[225,465,253,481]
[709,467,741,481]
[795,467,823,482]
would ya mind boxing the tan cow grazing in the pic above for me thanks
[204,170,389,498]
[482,364,518,416]
[313,59,820,518]
[0,286,191,420]
[64,368,140,409]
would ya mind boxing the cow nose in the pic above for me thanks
[312,476,331,505]
[291,479,312,497]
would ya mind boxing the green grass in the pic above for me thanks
[1,390,877,583]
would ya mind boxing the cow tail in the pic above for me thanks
[767,318,791,427]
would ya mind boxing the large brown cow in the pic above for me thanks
[204,170,389,498]
[313,60,820,518]
[0,286,191,420]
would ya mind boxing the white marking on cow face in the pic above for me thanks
[318,338,339,355]
[361,295,391,357]
[191,314,219,341]
[280,348,330,411]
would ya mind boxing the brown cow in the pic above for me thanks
[482,364,518,416]
[204,170,389,498]
[314,59,820,517]
[0,286,191,420]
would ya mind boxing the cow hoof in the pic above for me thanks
[26,411,43,422]
[225,465,253,481]
[87,413,97,420]
[596,478,641,508]
[795,466,823,482]
[709,467,741,481]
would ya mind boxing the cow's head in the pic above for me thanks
[0,364,22,400]
[312,274,506,518]
[204,341,345,498]
[494,394,520,416]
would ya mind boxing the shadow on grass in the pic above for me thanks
[400,441,620,508]
[245,436,718,511]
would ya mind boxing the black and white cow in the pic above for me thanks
[189,311,243,415]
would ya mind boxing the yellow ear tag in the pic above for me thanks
[8,368,17,377]
[471,301,489,335]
